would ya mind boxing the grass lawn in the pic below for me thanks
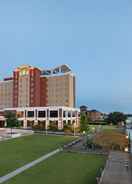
[0,134,75,176]
[102,125,117,133]
[89,125,117,132]
[4,152,106,184]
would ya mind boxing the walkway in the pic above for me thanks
[0,148,62,184]
[100,151,132,184]
[64,136,108,155]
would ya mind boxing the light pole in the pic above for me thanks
[45,122,48,136]
[73,122,75,136]
[126,133,131,153]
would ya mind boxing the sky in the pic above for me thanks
[0,0,131,113]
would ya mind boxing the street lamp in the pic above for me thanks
[83,131,86,136]
[124,147,128,152]
[92,127,95,133]
[126,133,131,153]
[73,122,76,136]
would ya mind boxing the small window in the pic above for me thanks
[68,112,71,117]
[38,111,46,118]
[63,111,66,117]
[27,111,34,117]
[50,111,58,118]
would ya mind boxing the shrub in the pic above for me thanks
[64,124,80,133]
[64,124,72,133]
[49,123,58,131]
[32,125,45,131]
[93,131,128,151]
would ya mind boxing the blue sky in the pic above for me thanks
[0,0,131,113]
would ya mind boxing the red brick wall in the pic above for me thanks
[29,68,41,107]
[13,66,48,108]
[40,77,48,106]
[87,111,102,121]
[13,71,19,107]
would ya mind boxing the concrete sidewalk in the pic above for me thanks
[0,148,62,184]
[100,151,132,184]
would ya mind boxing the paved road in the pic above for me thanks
[0,148,62,184]
[100,151,132,184]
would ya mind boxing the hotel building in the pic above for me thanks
[0,65,79,129]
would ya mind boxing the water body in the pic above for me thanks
[126,129,132,153]
[126,129,132,140]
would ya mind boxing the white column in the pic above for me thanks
[45,109,49,131]
[34,109,38,126]
[4,121,7,127]
[76,111,79,127]
[23,119,27,128]
[66,111,68,125]
[58,108,63,130]
[61,108,64,129]
[23,110,27,128]
[71,110,73,125]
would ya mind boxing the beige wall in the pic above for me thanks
[18,75,30,107]
[0,65,76,109]
[68,74,76,107]
[0,80,13,109]
[47,73,75,107]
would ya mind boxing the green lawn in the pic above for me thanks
[102,125,117,133]
[89,125,117,133]
[0,134,75,176]
[4,152,106,184]
[102,125,117,130]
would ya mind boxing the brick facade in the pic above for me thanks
[0,64,75,109]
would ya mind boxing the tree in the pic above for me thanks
[5,111,20,134]
[80,112,90,132]
[106,112,127,125]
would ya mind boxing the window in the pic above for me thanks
[50,111,58,118]
[72,112,76,117]
[38,111,46,118]
[68,112,71,117]
[63,111,66,117]
[27,111,34,117]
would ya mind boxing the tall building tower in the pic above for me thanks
[0,78,13,109]
[0,64,78,130]
[13,65,41,107]
[41,65,76,107]
[0,64,76,109]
